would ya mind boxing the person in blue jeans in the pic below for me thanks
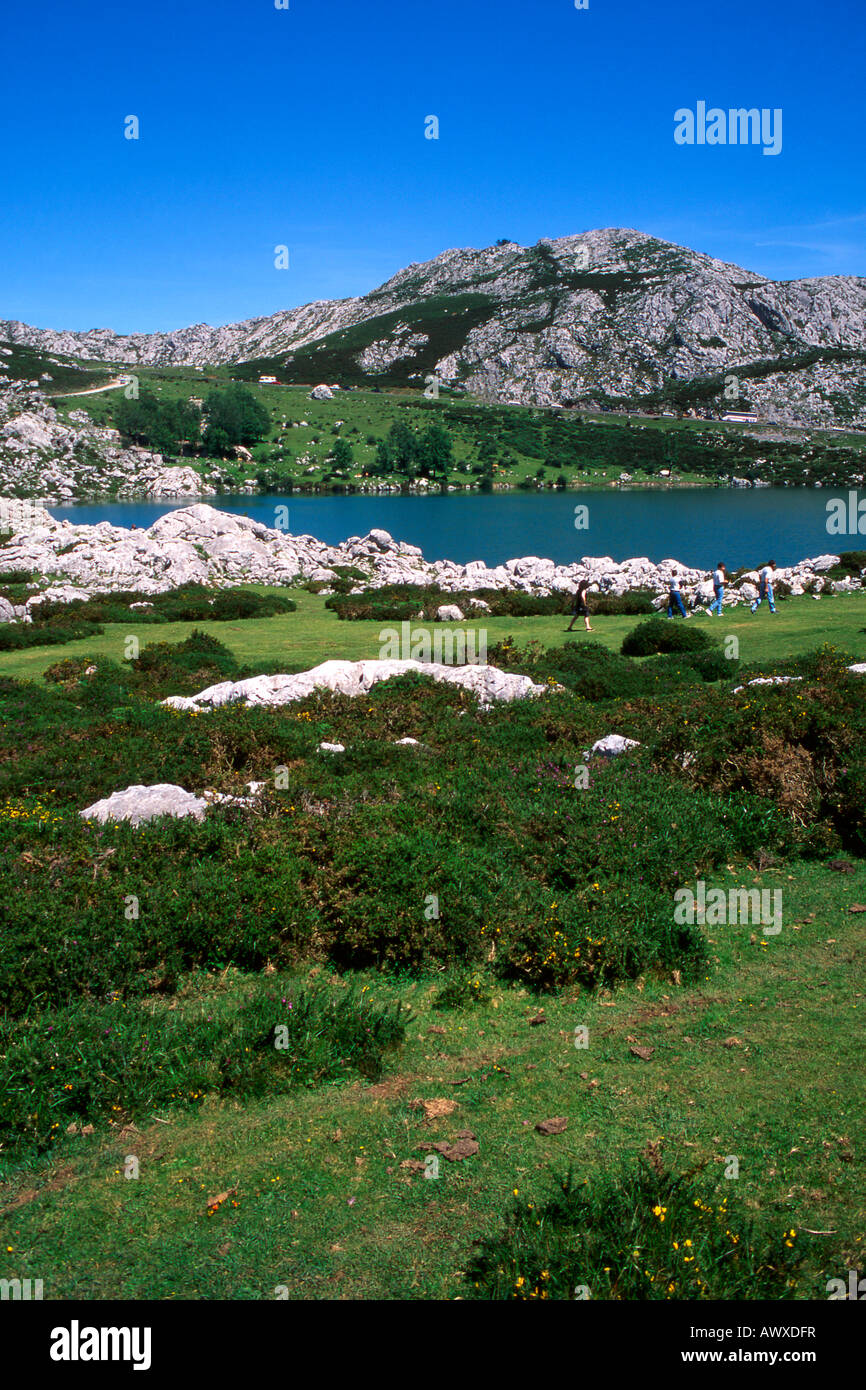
[709,561,726,616]
[667,572,688,618]
[751,561,777,613]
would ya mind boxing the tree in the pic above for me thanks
[373,438,392,475]
[331,437,354,471]
[387,420,418,474]
[417,423,453,479]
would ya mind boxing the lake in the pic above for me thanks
[48,487,852,569]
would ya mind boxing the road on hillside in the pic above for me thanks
[52,376,133,398]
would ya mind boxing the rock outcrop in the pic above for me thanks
[79,781,263,825]
[0,381,213,502]
[161,658,552,712]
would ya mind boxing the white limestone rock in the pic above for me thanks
[732,676,804,694]
[79,783,212,826]
[162,658,551,713]
[0,496,859,612]
[79,780,265,824]
[584,734,641,758]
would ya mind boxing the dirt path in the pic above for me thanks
[53,376,131,398]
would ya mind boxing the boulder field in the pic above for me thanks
[0,498,858,615]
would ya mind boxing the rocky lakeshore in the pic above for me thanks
[0,498,860,622]
[0,381,218,503]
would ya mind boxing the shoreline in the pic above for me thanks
[0,498,861,609]
[35,474,840,506]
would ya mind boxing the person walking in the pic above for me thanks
[666,572,688,619]
[751,561,777,614]
[709,561,726,616]
[567,578,593,632]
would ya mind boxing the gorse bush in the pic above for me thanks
[827,550,866,577]
[464,1156,804,1300]
[0,569,36,585]
[498,880,706,992]
[326,584,572,621]
[432,971,492,1010]
[0,660,797,1016]
[0,584,295,652]
[43,631,247,700]
[34,583,296,626]
[326,586,661,622]
[621,617,715,657]
[487,637,734,699]
[587,591,657,616]
[0,973,406,1157]
[643,652,866,850]
[0,618,103,651]
[832,760,866,856]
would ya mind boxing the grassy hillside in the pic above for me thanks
[0,593,864,1300]
[0,342,113,394]
[48,367,866,495]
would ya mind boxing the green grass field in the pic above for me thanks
[0,591,864,1301]
[1,587,865,686]
[2,870,863,1300]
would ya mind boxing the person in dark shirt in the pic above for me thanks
[567,578,593,632]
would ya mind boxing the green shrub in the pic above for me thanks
[831,759,866,855]
[0,658,830,1022]
[655,649,737,683]
[644,659,866,850]
[0,974,406,1157]
[498,880,707,992]
[464,1157,804,1300]
[0,619,103,650]
[432,971,492,1010]
[487,638,732,699]
[326,584,576,621]
[31,584,296,628]
[589,591,657,616]
[43,631,245,701]
[621,618,714,657]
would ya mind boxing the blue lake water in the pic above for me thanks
[48,488,852,569]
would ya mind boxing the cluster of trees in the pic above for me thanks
[114,391,201,456]
[202,385,269,456]
[370,420,454,478]
[115,385,269,459]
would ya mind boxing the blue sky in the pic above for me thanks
[2,0,864,333]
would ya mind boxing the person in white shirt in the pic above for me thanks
[709,561,726,616]
[667,572,688,619]
[751,561,777,614]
